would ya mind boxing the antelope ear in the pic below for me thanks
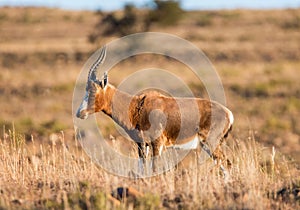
[102,71,108,88]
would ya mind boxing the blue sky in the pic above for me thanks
[0,0,299,11]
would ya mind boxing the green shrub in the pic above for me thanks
[90,3,138,40]
[89,1,184,41]
[0,12,8,24]
[281,16,300,29]
[146,0,184,26]
[39,120,67,135]
[196,13,213,27]
[136,193,161,210]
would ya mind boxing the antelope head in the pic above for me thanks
[76,46,108,119]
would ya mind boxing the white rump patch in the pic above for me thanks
[223,106,234,125]
[228,109,234,125]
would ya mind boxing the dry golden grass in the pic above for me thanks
[0,6,299,209]
[0,127,299,209]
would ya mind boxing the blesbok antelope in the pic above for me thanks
[76,46,234,176]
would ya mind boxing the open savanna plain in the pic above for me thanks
[0,7,299,209]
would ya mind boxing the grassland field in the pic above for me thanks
[0,7,299,209]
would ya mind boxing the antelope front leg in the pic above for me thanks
[137,142,146,175]
[150,140,164,173]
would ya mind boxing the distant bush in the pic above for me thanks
[145,0,184,27]
[281,16,300,29]
[89,0,184,42]
[106,4,137,35]
[0,12,8,24]
[196,13,213,27]
[89,3,139,42]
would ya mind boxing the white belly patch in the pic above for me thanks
[172,135,199,150]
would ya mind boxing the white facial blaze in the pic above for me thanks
[76,91,89,119]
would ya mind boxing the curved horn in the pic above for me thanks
[87,45,107,85]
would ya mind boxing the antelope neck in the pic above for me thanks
[101,84,136,130]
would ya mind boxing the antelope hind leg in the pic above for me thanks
[199,141,230,180]
[212,145,232,182]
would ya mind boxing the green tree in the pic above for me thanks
[88,3,138,42]
[145,0,184,27]
[88,1,184,43]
